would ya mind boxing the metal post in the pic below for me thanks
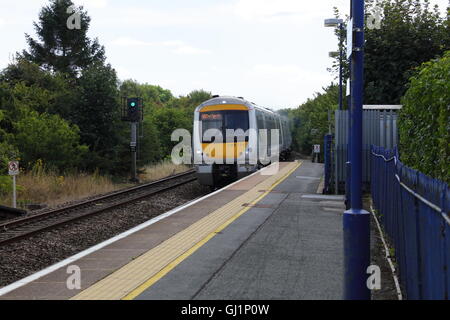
[131,122,138,183]
[339,23,344,111]
[12,175,16,208]
[346,72,352,206]
[343,0,371,300]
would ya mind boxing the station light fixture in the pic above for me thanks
[324,18,344,27]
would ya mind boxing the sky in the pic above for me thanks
[0,0,448,110]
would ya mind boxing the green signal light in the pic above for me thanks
[130,102,136,107]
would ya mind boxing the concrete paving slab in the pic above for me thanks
[137,161,344,300]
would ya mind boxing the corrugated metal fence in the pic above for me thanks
[334,110,398,192]
[371,145,450,300]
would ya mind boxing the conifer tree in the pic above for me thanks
[22,0,105,77]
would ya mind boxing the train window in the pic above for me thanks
[256,111,265,131]
[224,111,249,132]
[201,111,249,142]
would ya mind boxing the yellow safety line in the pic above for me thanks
[122,161,302,300]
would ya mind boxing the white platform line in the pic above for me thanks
[0,164,282,297]
[370,204,403,300]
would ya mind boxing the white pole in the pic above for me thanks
[12,175,17,208]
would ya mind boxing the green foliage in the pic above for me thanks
[14,111,88,170]
[22,0,105,77]
[0,175,12,195]
[0,105,19,174]
[0,58,77,118]
[151,107,194,159]
[119,80,174,108]
[331,0,450,104]
[289,85,339,155]
[119,82,210,166]
[74,62,125,173]
[0,0,215,178]
[399,51,450,183]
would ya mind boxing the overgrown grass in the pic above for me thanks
[0,160,192,208]
[0,161,189,207]
[0,165,119,208]
[139,160,191,182]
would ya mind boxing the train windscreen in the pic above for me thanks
[201,110,249,143]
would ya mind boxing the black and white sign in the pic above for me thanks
[314,145,321,154]
[8,161,19,176]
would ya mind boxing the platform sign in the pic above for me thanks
[314,145,321,154]
[347,18,353,59]
[8,161,19,176]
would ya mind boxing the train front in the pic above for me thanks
[193,97,258,187]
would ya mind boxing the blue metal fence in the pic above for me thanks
[323,134,333,194]
[371,145,450,300]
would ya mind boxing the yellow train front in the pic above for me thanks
[193,96,292,187]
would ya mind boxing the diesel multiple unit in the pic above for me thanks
[193,96,292,187]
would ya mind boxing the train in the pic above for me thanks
[193,96,292,187]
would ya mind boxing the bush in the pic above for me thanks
[14,111,88,171]
[399,51,450,183]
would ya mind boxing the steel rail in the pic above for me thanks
[0,170,196,246]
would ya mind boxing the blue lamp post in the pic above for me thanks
[343,0,371,300]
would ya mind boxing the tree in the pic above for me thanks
[0,110,17,173]
[0,58,76,119]
[75,62,125,173]
[119,80,175,111]
[289,85,339,155]
[14,111,88,170]
[152,107,193,158]
[330,0,450,104]
[399,51,450,183]
[22,0,105,77]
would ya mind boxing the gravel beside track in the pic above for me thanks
[0,181,209,287]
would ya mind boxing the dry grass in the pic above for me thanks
[0,160,191,209]
[139,160,191,182]
[0,171,120,208]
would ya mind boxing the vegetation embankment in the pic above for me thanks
[288,0,449,176]
[0,0,205,207]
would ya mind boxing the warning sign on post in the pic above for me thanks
[8,161,19,176]
[314,145,321,154]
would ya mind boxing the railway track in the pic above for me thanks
[0,170,197,246]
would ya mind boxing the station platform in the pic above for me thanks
[0,160,345,300]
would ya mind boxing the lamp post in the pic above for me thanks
[343,0,371,300]
[324,18,344,110]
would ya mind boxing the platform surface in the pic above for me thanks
[0,161,345,300]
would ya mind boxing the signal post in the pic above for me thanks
[123,97,143,183]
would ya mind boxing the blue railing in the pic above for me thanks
[323,134,333,194]
[371,145,450,300]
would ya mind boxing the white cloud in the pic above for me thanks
[110,37,210,55]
